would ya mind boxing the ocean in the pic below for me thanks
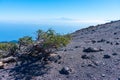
[0,23,94,41]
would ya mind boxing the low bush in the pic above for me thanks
[0,43,17,51]
[18,36,33,50]
[36,29,71,54]
[0,29,71,64]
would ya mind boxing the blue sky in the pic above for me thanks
[0,0,120,41]
[0,0,120,24]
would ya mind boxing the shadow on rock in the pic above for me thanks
[9,59,51,80]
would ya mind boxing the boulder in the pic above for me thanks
[59,67,72,75]
[101,74,105,77]
[83,47,103,52]
[91,40,96,44]
[81,55,89,59]
[112,53,118,56]
[118,78,120,80]
[114,32,117,35]
[103,55,111,59]
[116,42,119,45]
[106,41,110,44]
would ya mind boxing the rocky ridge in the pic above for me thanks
[0,20,120,80]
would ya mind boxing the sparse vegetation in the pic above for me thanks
[27,29,71,61]
[0,42,18,58]
[0,42,18,52]
[18,36,33,50]
[0,29,71,64]
[35,29,71,53]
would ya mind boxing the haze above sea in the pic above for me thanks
[0,22,100,42]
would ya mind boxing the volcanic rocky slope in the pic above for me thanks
[1,20,120,80]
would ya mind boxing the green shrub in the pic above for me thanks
[36,29,71,53]
[0,43,18,52]
[18,36,33,50]
[0,29,71,63]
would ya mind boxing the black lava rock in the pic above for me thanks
[112,53,118,56]
[83,47,103,52]
[97,39,106,43]
[74,46,81,48]
[118,78,120,80]
[59,67,72,75]
[103,55,111,59]
[81,55,89,59]
[106,41,110,44]
[116,42,119,45]
[91,40,96,44]
[114,32,117,35]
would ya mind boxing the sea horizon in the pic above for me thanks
[0,22,100,42]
